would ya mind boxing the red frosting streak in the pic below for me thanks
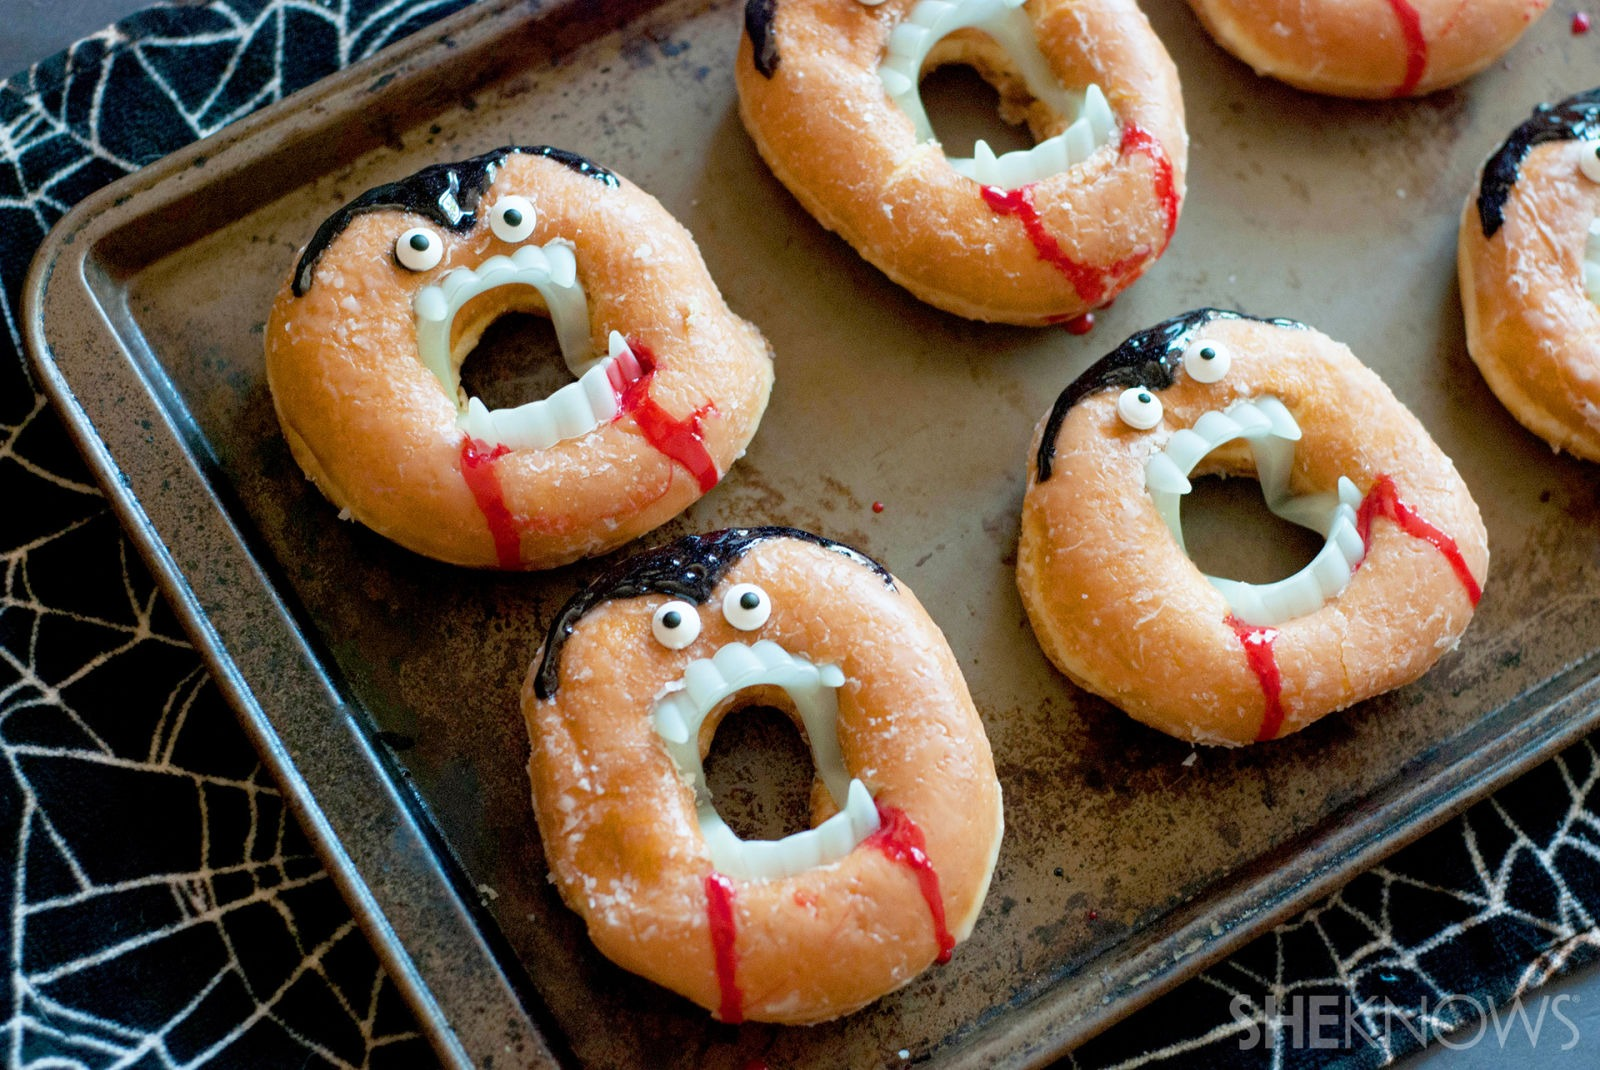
[1119,123,1180,247]
[1387,0,1429,96]
[705,872,743,1023]
[1355,474,1483,605]
[613,339,719,493]
[1227,616,1286,743]
[980,124,1177,305]
[868,803,955,964]
[458,438,520,568]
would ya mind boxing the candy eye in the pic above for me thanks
[395,227,443,271]
[490,196,537,242]
[722,584,772,631]
[1116,387,1163,430]
[1182,339,1232,384]
[1579,140,1600,184]
[652,600,702,649]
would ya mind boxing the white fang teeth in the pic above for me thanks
[456,347,637,451]
[649,642,871,881]
[878,0,1118,188]
[414,238,598,431]
[1144,394,1369,627]
[1143,452,1192,495]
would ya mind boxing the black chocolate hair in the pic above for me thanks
[1034,308,1306,482]
[532,527,892,699]
[1477,88,1600,239]
[745,0,780,77]
[292,145,617,296]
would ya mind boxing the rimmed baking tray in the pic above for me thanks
[22,0,1600,1064]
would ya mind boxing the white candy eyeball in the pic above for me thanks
[722,584,772,631]
[395,227,443,271]
[489,195,537,242]
[1116,386,1164,430]
[1182,339,1232,383]
[652,600,702,649]
[1579,140,1600,184]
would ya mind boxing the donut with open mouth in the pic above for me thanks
[522,528,1003,1023]
[1017,310,1488,746]
[734,0,1187,325]
[1459,89,1600,460]
[265,146,774,569]
[1185,0,1550,99]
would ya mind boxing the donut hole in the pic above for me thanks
[456,312,571,411]
[701,689,822,843]
[923,33,1066,149]
[920,63,1035,158]
[1181,473,1325,585]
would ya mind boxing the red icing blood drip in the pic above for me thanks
[1387,0,1429,96]
[1119,123,1180,248]
[1060,312,1096,335]
[868,803,955,964]
[1574,11,1591,33]
[1227,616,1286,742]
[705,872,743,1023]
[458,437,520,568]
[609,338,720,492]
[980,125,1176,305]
[1355,474,1483,605]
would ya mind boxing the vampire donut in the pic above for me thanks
[1460,89,1600,461]
[266,146,774,569]
[1017,310,1488,746]
[522,527,1003,1023]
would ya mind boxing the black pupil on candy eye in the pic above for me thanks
[1200,347,1215,361]
[503,208,523,227]
[740,592,761,610]
[662,610,682,629]
[1138,392,1152,404]
[409,233,430,251]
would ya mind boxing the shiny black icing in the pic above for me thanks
[1478,88,1600,239]
[291,145,617,296]
[1035,309,1306,483]
[533,527,893,699]
[745,0,780,77]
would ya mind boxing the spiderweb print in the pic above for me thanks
[5,0,1600,1067]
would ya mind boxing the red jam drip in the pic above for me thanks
[1574,12,1592,34]
[867,803,955,964]
[609,339,720,493]
[980,124,1176,305]
[1226,616,1286,742]
[1387,0,1428,97]
[1355,474,1483,605]
[458,437,520,568]
[1059,312,1096,335]
[705,871,743,1023]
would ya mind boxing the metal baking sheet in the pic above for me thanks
[23,0,1600,1065]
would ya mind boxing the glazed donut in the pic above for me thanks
[1186,0,1551,99]
[522,527,1003,1023]
[265,146,773,569]
[1017,310,1488,746]
[735,0,1187,324]
[1459,89,1600,460]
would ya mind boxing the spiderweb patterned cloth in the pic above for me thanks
[3,2,1600,1066]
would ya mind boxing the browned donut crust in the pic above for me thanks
[1459,94,1600,460]
[1018,313,1488,746]
[523,530,1003,1023]
[1187,0,1551,99]
[266,148,773,569]
[735,0,1187,324]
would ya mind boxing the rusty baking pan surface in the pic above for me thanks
[23,0,1600,1065]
